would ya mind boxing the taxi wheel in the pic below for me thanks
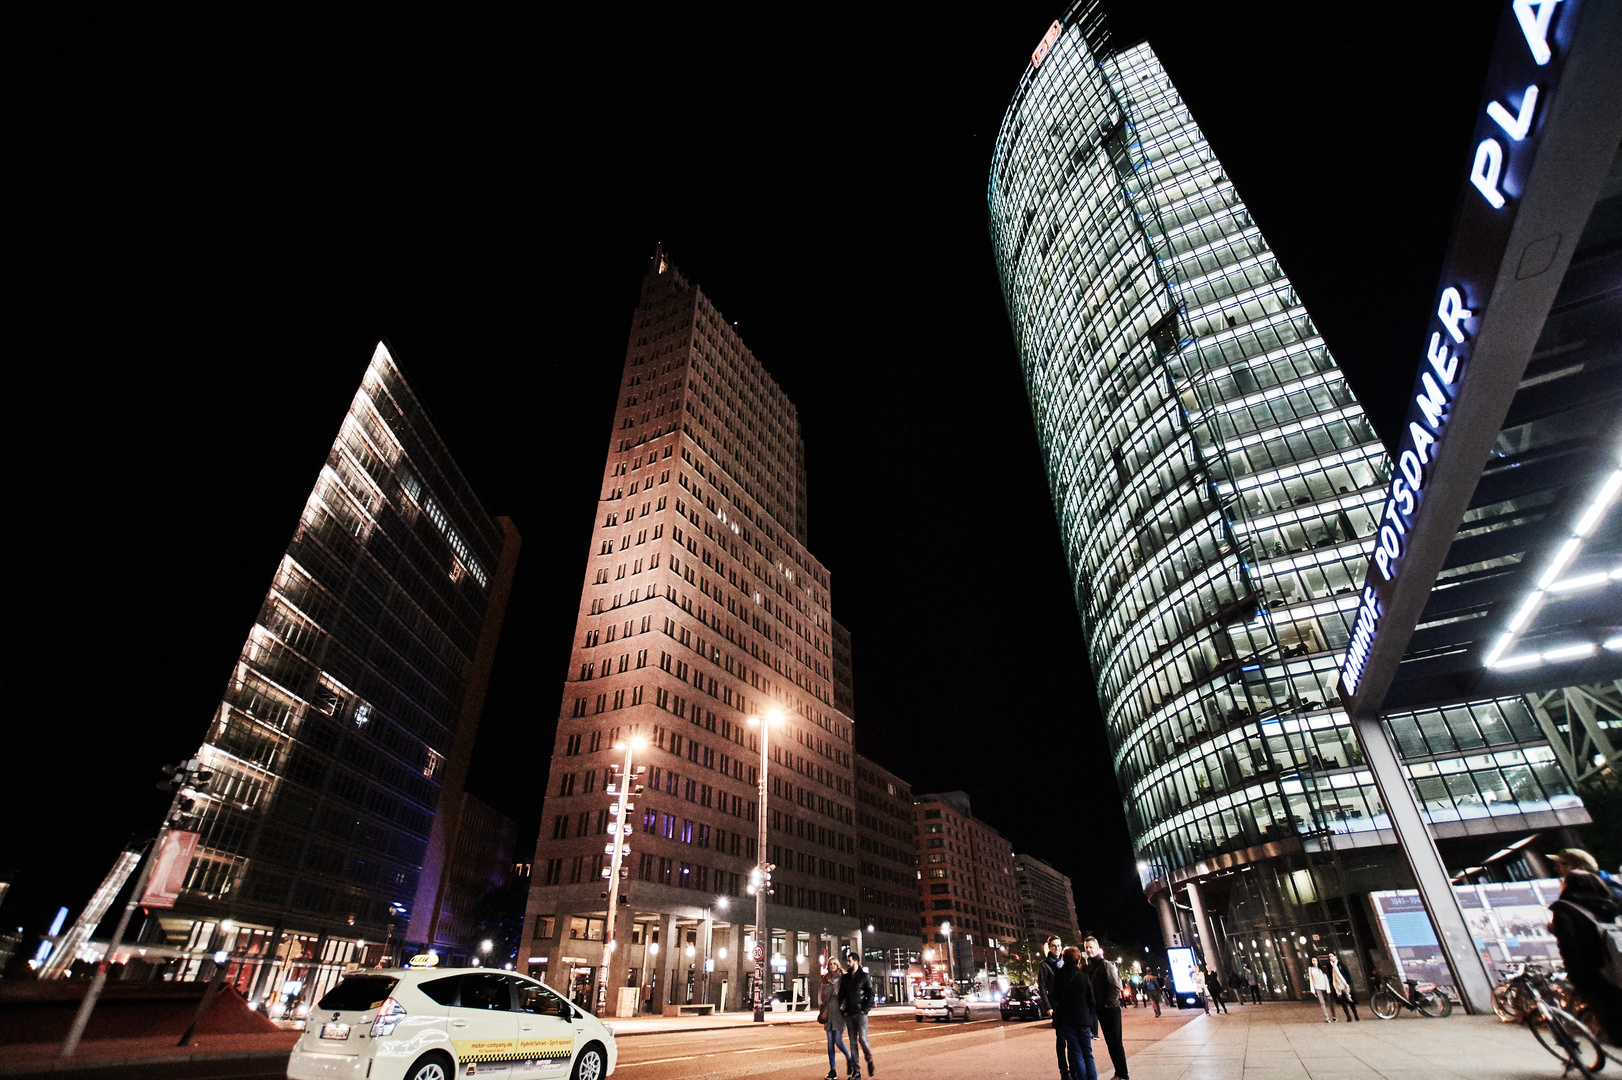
[404,1051,453,1080]
[572,1042,607,1080]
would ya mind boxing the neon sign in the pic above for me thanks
[1340,0,1577,701]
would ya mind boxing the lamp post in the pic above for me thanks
[595,736,645,1017]
[941,922,955,989]
[747,709,783,1022]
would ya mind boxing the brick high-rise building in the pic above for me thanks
[853,754,920,1001]
[1013,853,1079,943]
[914,791,1019,982]
[520,249,860,1015]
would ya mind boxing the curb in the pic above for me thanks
[0,1048,293,1076]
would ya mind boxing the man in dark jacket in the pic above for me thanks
[1051,946,1098,1080]
[1037,935,1063,1017]
[837,953,876,1077]
[1084,937,1128,1080]
[1550,867,1622,1046]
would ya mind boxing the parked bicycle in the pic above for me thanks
[1497,963,1607,1078]
[1493,963,1578,1022]
[1370,974,1454,1019]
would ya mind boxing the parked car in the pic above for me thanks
[765,989,812,1011]
[287,967,617,1080]
[914,985,971,1022]
[1000,983,1046,1021]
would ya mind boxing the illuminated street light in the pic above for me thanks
[746,709,784,1022]
[595,737,646,1015]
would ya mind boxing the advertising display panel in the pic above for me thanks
[1371,878,1564,989]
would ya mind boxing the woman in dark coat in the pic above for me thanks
[1550,868,1622,1046]
[1050,945,1098,1080]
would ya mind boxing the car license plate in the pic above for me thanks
[320,1022,351,1040]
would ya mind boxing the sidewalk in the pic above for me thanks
[1126,999,1575,1079]
[0,1031,299,1076]
[607,1002,912,1036]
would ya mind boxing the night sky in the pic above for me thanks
[10,4,1498,951]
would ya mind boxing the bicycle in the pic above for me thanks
[1498,963,1607,1078]
[1370,975,1454,1019]
[1493,963,1577,1023]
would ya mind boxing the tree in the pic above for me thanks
[469,880,528,966]
[1001,934,1051,986]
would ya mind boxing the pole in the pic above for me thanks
[1349,712,1494,1014]
[596,739,637,1017]
[752,713,773,1022]
[61,795,178,1059]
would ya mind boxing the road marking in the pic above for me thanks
[617,1054,702,1067]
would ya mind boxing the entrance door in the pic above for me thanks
[512,976,576,1078]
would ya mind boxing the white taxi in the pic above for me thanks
[287,967,617,1080]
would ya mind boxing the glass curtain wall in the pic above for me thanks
[188,343,505,954]
[989,8,1390,889]
[989,5,1586,910]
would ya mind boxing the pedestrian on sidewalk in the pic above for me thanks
[1143,973,1161,1017]
[837,951,877,1078]
[1246,969,1261,1005]
[1548,860,1622,1045]
[1332,957,1359,1021]
[1192,966,1208,1014]
[1038,935,1063,1020]
[1228,968,1245,1005]
[1203,967,1229,1014]
[820,957,852,1080]
[1052,946,1099,1080]
[1308,955,1335,1022]
[1084,936,1130,1080]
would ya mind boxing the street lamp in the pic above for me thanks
[941,922,956,988]
[595,736,646,1017]
[746,709,783,1022]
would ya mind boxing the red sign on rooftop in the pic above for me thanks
[1031,21,1062,68]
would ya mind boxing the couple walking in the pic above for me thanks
[820,952,876,1079]
[1039,935,1130,1080]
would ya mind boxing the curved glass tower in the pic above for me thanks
[988,1,1584,981]
[991,6,1390,888]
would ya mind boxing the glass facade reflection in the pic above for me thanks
[987,5,1582,920]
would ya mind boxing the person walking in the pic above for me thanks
[1083,937,1129,1080]
[1247,968,1261,1005]
[1192,965,1208,1014]
[1228,969,1245,1006]
[1332,957,1359,1021]
[1549,864,1622,1045]
[1308,955,1335,1022]
[1204,967,1229,1014]
[820,957,852,1080]
[1143,973,1161,1018]
[1051,946,1099,1080]
[837,952,877,1077]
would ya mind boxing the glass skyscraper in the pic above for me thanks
[989,3,1584,992]
[152,342,519,1009]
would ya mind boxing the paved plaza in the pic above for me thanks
[1125,1000,1582,1080]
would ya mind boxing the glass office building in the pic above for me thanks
[988,3,1586,992]
[144,343,519,1010]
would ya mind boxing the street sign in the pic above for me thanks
[753,945,764,962]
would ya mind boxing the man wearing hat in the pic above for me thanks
[1547,848,1622,1044]
[1550,849,1622,905]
